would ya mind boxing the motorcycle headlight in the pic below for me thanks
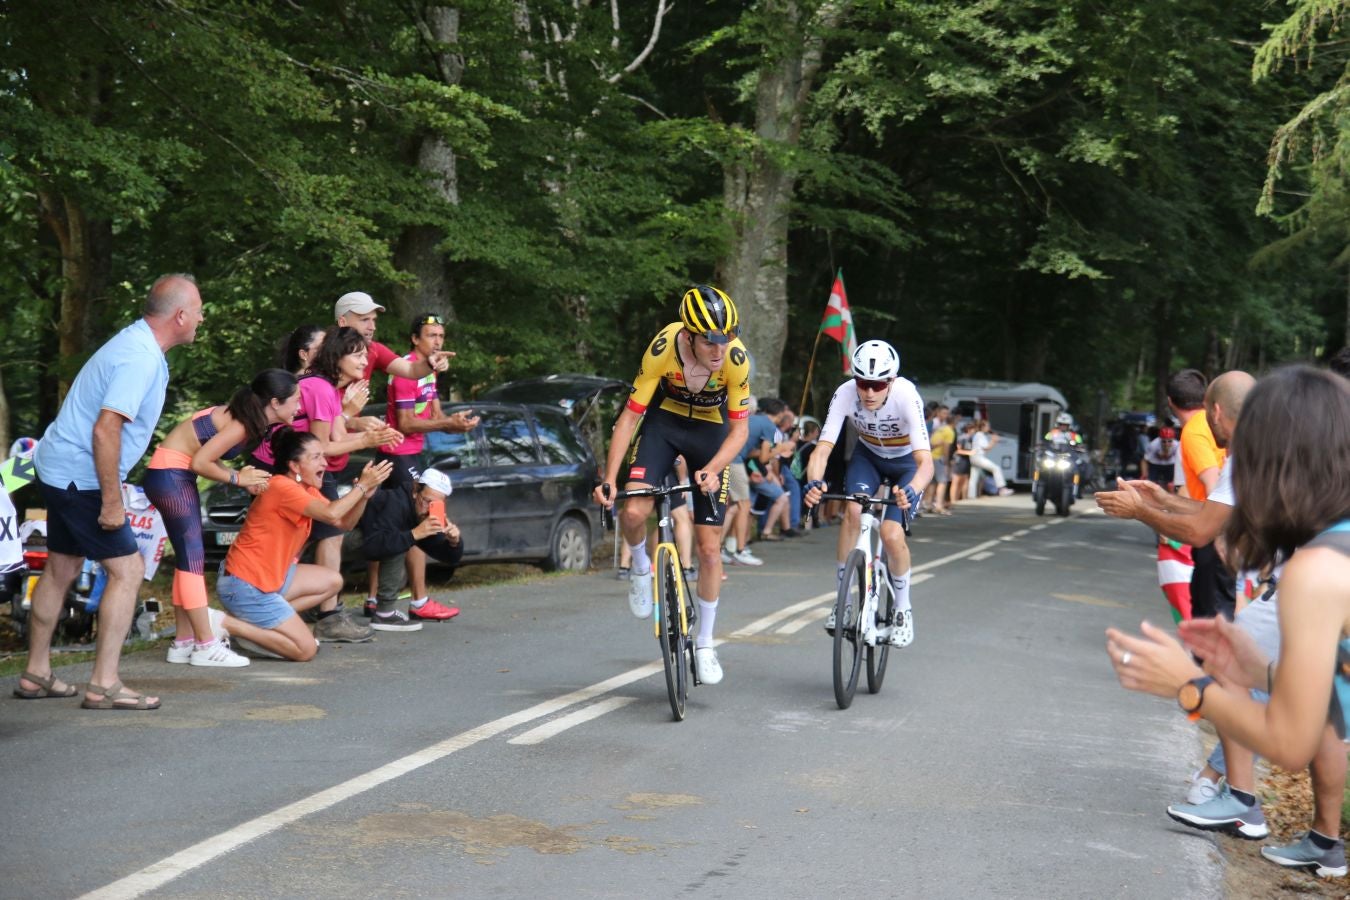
[1055,458,1072,471]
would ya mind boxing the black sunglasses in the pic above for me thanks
[854,377,892,393]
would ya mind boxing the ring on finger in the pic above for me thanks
[1121,651,1133,666]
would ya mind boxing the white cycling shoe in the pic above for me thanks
[888,610,914,648]
[695,646,723,684]
[628,570,653,619]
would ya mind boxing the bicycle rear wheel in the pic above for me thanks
[866,579,893,694]
[654,545,688,721]
[833,549,867,709]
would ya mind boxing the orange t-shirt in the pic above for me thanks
[224,475,325,592]
[1179,411,1225,501]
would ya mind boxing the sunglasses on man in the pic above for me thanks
[854,377,893,393]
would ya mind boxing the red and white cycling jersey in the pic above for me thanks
[820,378,930,459]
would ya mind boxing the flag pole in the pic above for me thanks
[798,330,823,418]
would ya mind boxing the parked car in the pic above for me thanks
[201,388,622,573]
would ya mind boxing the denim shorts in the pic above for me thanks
[217,563,298,629]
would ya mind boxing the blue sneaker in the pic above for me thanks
[1167,784,1268,839]
[1261,832,1348,878]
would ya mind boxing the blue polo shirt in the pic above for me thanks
[736,414,777,464]
[36,319,169,490]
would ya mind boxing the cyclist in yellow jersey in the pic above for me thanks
[594,285,751,685]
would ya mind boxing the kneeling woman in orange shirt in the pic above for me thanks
[216,428,391,661]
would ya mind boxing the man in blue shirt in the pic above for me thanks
[17,274,203,710]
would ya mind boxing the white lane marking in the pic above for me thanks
[730,594,832,639]
[1030,524,1048,531]
[970,551,994,561]
[508,697,638,746]
[79,662,661,900]
[911,572,935,585]
[777,606,832,634]
[1013,529,1031,537]
[84,513,1053,899]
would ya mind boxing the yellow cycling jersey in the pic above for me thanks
[625,322,752,425]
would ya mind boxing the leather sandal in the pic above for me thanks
[81,681,161,711]
[13,671,80,699]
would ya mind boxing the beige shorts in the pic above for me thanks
[726,462,750,502]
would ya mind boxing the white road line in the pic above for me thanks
[777,606,832,635]
[508,697,638,745]
[969,551,994,561]
[911,572,935,585]
[83,514,1056,900]
[1030,524,1047,531]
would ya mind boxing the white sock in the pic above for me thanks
[724,536,738,554]
[366,596,377,607]
[628,540,651,575]
[697,597,718,648]
[891,568,912,614]
[411,597,429,609]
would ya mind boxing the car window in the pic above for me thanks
[426,428,480,467]
[532,407,588,465]
[483,412,538,466]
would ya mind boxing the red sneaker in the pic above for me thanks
[409,599,460,620]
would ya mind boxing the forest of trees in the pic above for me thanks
[2,0,1347,453]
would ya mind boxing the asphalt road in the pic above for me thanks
[1,496,1226,899]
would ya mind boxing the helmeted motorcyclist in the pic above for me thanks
[1045,412,1083,446]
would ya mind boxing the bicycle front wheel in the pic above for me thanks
[654,545,688,721]
[833,549,867,709]
[866,578,893,694]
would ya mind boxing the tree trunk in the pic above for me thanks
[392,6,463,326]
[0,367,10,460]
[719,1,837,397]
[1152,295,1171,421]
[37,190,111,403]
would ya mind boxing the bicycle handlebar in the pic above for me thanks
[600,481,721,528]
[819,492,902,506]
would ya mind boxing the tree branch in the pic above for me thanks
[607,0,673,84]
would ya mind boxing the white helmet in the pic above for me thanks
[851,340,900,381]
[1055,412,1073,427]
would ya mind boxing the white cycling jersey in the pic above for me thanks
[820,377,930,459]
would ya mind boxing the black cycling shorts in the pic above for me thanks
[625,409,730,526]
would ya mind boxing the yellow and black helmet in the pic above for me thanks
[679,284,740,344]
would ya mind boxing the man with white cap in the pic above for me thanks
[334,292,451,385]
[350,466,463,631]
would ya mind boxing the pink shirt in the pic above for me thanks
[385,352,437,456]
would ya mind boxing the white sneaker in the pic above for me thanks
[695,646,723,684]
[1186,770,1222,805]
[189,640,250,667]
[166,641,194,664]
[888,610,914,648]
[628,570,653,618]
[732,549,763,567]
[720,549,735,564]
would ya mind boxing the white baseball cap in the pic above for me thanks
[417,468,453,496]
[334,291,385,320]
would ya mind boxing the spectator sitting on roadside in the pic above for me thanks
[1107,367,1350,876]
[215,428,391,661]
[968,419,1013,498]
[348,467,463,632]
[747,455,790,540]
[724,397,773,564]
[767,399,805,536]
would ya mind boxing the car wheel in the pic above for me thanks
[546,515,591,572]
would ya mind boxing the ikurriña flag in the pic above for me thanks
[819,270,858,373]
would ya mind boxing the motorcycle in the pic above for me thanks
[1031,439,1079,517]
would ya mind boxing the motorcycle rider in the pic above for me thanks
[1044,412,1083,446]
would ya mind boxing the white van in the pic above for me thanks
[919,380,1069,486]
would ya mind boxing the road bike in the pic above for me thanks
[819,489,909,709]
[604,481,718,721]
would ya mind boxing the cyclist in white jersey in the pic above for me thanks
[803,340,933,647]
